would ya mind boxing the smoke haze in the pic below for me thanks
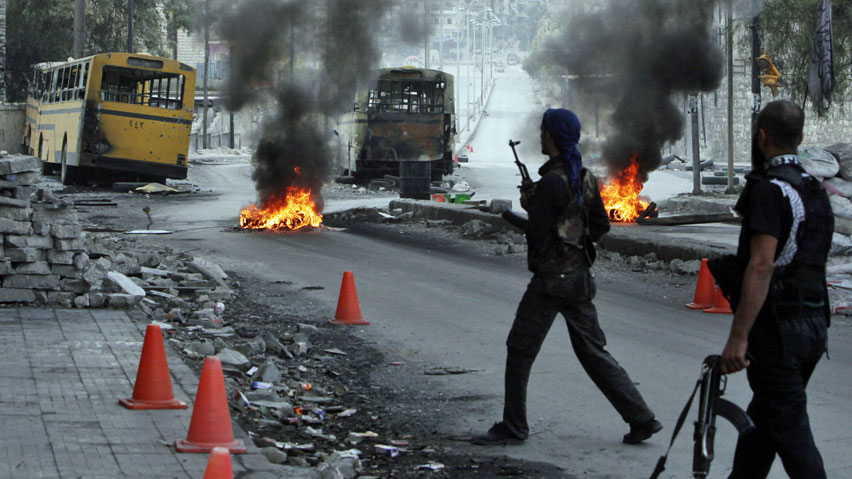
[219,0,421,210]
[525,0,724,182]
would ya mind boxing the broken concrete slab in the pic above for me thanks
[218,348,250,368]
[106,271,146,296]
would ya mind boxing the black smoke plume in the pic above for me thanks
[525,0,723,182]
[219,0,403,210]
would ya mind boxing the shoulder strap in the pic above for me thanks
[648,374,703,479]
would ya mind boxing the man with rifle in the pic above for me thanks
[713,100,832,478]
[472,108,662,446]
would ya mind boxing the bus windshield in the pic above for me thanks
[99,65,186,110]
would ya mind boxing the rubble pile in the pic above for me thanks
[0,155,93,305]
[798,143,852,314]
[0,156,235,308]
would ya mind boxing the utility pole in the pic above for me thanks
[424,0,430,69]
[439,0,444,71]
[127,0,134,53]
[202,0,209,150]
[726,0,735,193]
[751,0,761,134]
[690,94,701,195]
[0,0,6,102]
[73,0,86,59]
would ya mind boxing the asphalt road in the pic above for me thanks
[156,70,852,478]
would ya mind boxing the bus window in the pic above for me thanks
[100,65,185,109]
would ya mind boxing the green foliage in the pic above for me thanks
[754,0,852,109]
[6,0,182,102]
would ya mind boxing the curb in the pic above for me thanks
[388,199,736,263]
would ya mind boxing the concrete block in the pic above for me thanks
[0,205,32,221]
[0,218,31,235]
[46,291,74,307]
[72,252,89,270]
[50,223,82,239]
[73,294,90,308]
[82,257,110,286]
[33,291,48,304]
[88,293,106,308]
[0,196,28,208]
[0,259,12,275]
[6,247,44,262]
[489,199,513,214]
[3,155,40,174]
[14,261,52,275]
[52,264,80,278]
[5,234,53,249]
[32,206,78,224]
[59,278,90,293]
[30,222,50,235]
[14,186,36,200]
[107,293,139,308]
[8,171,41,186]
[54,238,85,251]
[3,274,60,290]
[47,250,75,265]
[0,287,36,303]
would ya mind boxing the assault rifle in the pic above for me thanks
[502,139,531,231]
[508,139,530,184]
[649,354,755,479]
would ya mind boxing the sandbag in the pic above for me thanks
[799,146,839,180]
[825,143,852,182]
[829,194,852,219]
[824,177,852,198]
[834,215,852,236]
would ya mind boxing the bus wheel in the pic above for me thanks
[60,142,76,185]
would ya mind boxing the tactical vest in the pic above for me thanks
[531,167,598,274]
[758,164,833,312]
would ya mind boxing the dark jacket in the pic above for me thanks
[525,158,610,275]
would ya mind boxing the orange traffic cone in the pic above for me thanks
[686,258,716,309]
[119,324,188,410]
[704,287,733,314]
[330,271,370,325]
[203,447,233,479]
[176,356,246,453]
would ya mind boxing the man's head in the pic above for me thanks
[755,100,805,159]
[541,108,581,158]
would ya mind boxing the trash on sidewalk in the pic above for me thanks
[424,367,481,375]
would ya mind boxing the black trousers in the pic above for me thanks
[502,271,655,439]
[729,313,827,479]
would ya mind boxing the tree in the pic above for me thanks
[6,0,178,101]
[756,0,852,110]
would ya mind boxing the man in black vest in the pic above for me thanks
[721,100,832,478]
[472,108,661,446]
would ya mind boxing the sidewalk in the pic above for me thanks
[0,308,296,479]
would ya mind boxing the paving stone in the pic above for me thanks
[5,233,53,249]
[0,205,32,221]
[3,155,40,174]
[0,218,32,235]
[0,258,12,275]
[105,271,146,296]
[0,287,35,303]
[54,237,85,251]
[52,264,81,278]
[32,205,79,224]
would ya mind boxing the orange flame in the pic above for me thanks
[240,186,323,231]
[599,156,650,222]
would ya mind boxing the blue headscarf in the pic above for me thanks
[542,108,583,201]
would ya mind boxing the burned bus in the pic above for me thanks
[339,68,455,182]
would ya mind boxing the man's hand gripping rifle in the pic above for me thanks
[501,139,531,231]
[649,354,755,479]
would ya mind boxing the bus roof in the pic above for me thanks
[378,67,452,82]
[32,52,195,74]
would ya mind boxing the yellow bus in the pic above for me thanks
[25,52,196,185]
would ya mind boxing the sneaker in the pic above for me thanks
[471,422,525,446]
[623,419,663,444]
